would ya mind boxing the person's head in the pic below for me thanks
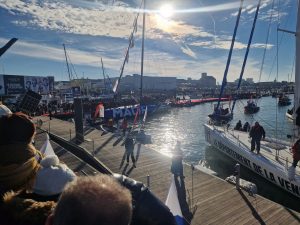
[255,121,259,126]
[47,175,132,225]
[0,112,35,145]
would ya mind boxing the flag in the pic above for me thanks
[165,176,184,225]
[130,37,135,48]
[143,106,148,123]
[99,104,104,118]
[113,79,119,93]
[133,106,140,129]
[133,17,138,33]
[40,134,56,157]
[125,51,129,63]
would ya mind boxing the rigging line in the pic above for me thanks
[275,0,280,158]
[255,0,276,104]
[231,0,262,113]
[198,0,217,49]
[216,0,244,112]
[289,54,296,83]
[267,0,293,81]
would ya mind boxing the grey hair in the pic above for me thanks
[53,174,132,225]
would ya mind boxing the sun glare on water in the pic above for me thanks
[159,4,174,18]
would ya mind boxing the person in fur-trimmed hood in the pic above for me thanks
[0,112,76,225]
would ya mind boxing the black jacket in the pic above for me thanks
[250,125,265,140]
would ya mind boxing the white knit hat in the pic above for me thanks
[33,155,76,196]
[0,103,12,117]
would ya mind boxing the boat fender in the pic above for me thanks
[225,175,257,195]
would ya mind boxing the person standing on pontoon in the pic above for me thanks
[249,122,265,154]
[291,139,300,168]
[171,141,184,179]
[288,139,300,180]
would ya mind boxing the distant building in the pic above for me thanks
[119,74,176,91]
[198,73,216,88]
[246,78,254,84]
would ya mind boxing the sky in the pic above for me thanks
[0,0,298,83]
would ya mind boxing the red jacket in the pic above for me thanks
[292,141,300,161]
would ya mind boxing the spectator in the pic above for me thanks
[243,121,250,132]
[171,141,184,179]
[121,117,128,135]
[124,136,136,168]
[45,175,132,225]
[234,120,242,130]
[249,121,265,154]
[289,138,300,180]
[291,138,300,168]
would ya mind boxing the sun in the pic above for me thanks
[159,4,174,18]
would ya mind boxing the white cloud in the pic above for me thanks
[0,37,120,68]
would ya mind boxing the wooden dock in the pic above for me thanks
[34,117,300,225]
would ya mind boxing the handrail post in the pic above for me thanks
[147,174,150,188]
[235,163,240,190]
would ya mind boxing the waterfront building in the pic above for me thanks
[119,74,176,92]
[198,73,216,88]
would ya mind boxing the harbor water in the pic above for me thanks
[145,95,300,212]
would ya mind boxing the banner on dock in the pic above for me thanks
[24,76,52,94]
[4,75,25,95]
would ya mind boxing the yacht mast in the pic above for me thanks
[140,0,146,106]
[295,2,300,122]
[63,43,72,81]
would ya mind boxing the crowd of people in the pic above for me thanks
[0,102,177,225]
[234,120,250,132]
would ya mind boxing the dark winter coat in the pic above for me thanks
[292,140,300,161]
[125,137,134,152]
[249,124,265,140]
[0,191,56,225]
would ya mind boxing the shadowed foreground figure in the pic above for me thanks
[46,175,132,225]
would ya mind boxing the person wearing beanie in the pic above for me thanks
[0,112,76,225]
[33,155,76,196]
[0,112,39,192]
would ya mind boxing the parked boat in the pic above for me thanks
[244,100,260,114]
[204,0,300,198]
[286,107,294,120]
[278,94,291,106]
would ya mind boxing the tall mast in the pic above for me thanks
[63,43,72,81]
[231,0,261,113]
[101,57,107,93]
[295,2,300,121]
[140,0,146,105]
[215,0,244,112]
